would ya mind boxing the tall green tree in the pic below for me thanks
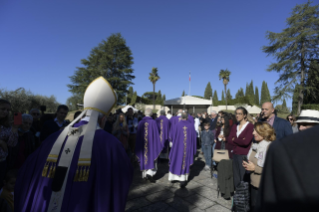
[130,91,137,105]
[162,94,166,103]
[282,99,288,112]
[128,86,134,99]
[260,81,271,105]
[246,80,255,104]
[149,67,160,110]
[254,86,260,106]
[156,90,162,104]
[235,88,245,99]
[68,33,135,104]
[304,60,319,104]
[222,90,225,101]
[292,84,300,114]
[182,90,185,96]
[262,1,319,114]
[204,82,213,99]
[226,89,232,100]
[213,90,218,106]
[219,69,231,110]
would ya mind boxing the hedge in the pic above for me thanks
[301,104,319,110]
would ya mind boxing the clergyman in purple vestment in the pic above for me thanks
[14,119,133,212]
[169,109,183,146]
[169,112,197,187]
[156,110,171,159]
[135,108,163,179]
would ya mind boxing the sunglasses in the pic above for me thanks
[289,118,293,121]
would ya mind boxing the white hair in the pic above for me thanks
[211,110,217,115]
[22,114,33,122]
[145,108,152,116]
[160,110,165,116]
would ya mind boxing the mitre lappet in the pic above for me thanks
[42,77,117,198]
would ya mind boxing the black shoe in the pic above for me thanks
[180,181,187,188]
[146,174,156,183]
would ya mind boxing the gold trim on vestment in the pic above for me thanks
[144,122,149,165]
[182,126,187,170]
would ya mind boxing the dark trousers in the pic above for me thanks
[233,154,249,188]
[250,185,259,211]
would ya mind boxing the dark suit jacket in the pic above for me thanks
[210,118,217,131]
[40,120,61,142]
[255,126,319,212]
[272,116,293,140]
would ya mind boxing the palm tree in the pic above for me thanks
[149,67,160,110]
[219,69,231,110]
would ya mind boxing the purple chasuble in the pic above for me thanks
[188,114,194,125]
[15,121,133,212]
[135,117,162,171]
[169,116,182,142]
[169,120,197,176]
[156,116,171,154]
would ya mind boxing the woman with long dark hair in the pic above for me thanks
[215,114,232,156]
[228,107,254,188]
[0,99,19,188]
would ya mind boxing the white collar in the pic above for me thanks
[237,121,249,137]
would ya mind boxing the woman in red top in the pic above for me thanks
[228,107,254,188]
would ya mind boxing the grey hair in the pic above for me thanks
[145,108,152,116]
[177,109,183,114]
[29,108,40,114]
[160,110,166,116]
[211,110,217,115]
[22,114,33,122]
[181,112,188,120]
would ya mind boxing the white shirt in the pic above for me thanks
[194,118,200,132]
[236,121,249,137]
[166,114,172,120]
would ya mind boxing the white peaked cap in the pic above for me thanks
[84,77,117,115]
[296,109,319,124]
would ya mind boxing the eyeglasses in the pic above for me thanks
[289,118,293,121]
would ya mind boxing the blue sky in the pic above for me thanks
[0,0,312,109]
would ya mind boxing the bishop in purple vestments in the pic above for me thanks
[14,119,133,212]
[169,109,183,145]
[135,108,163,179]
[169,112,197,187]
[156,110,171,159]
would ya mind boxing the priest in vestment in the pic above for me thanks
[156,110,171,159]
[135,108,163,181]
[169,109,183,146]
[169,112,197,187]
[14,77,133,212]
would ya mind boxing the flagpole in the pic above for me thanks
[189,71,191,96]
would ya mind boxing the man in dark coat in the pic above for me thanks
[260,102,292,140]
[255,126,319,212]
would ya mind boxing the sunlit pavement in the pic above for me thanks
[126,151,232,212]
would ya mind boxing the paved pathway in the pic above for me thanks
[126,152,232,212]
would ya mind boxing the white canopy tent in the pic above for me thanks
[164,96,212,114]
[121,105,138,113]
[246,105,262,114]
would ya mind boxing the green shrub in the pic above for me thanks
[301,104,319,110]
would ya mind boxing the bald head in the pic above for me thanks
[261,102,275,120]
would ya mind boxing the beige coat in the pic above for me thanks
[248,150,263,188]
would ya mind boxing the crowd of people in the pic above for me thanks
[1,89,319,212]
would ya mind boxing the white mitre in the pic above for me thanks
[42,77,117,183]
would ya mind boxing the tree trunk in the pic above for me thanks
[153,83,155,110]
[224,84,227,110]
[298,42,305,115]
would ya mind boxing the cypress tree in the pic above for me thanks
[162,94,166,103]
[130,91,137,105]
[265,82,271,102]
[254,86,260,105]
[226,89,232,100]
[128,86,134,99]
[213,90,218,106]
[204,82,213,99]
[282,99,288,112]
[156,90,162,104]
[182,90,185,96]
[304,60,319,104]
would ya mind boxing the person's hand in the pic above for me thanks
[222,137,226,142]
[243,161,255,171]
[0,140,8,152]
[214,139,217,143]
